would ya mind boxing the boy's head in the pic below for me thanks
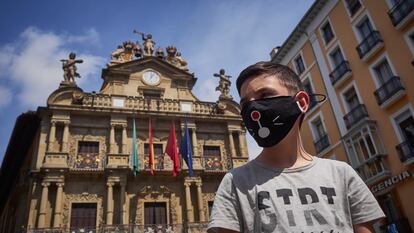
[237,61,305,106]
[236,61,310,148]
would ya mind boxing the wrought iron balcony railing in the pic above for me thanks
[203,156,224,171]
[343,104,369,129]
[68,153,105,171]
[388,0,414,26]
[373,76,405,106]
[24,223,208,233]
[314,134,330,154]
[396,140,414,164]
[329,61,352,85]
[144,154,165,170]
[356,31,383,59]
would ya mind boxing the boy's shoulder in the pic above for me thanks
[226,157,353,180]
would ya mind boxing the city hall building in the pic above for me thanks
[0,36,249,232]
[271,0,414,232]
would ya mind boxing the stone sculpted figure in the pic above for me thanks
[175,52,189,71]
[155,47,165,59]
[108,41,142,66]
[134,30,155,56]
[60,52,83,84]
[214,69,232,99]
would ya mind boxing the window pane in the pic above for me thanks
[70,203,97,229]
[78,141,99,154]
[374,60,393,83]
[295,56,305,74]
[144,202,167,225]
[357,19,374,39]
[322,22,334,44]
[344,87,359,110]
[203,146,220,157]
[330,49,344,67]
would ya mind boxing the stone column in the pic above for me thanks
[47,121,56,152]
[61,122,70,152]
[228,131,236,158]
[184,182,194,223]
[196,182,205,222]
[37,182,50,228]
[53,183,64,227]
[120,182,126,224]
[238,131,247,157]
[106,182,114,225]
[109,124,115,154]
[122,124,127,154]
[191,128,198,156]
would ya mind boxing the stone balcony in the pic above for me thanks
[23,223,209,233]
[82,94,217,116]
[42,152,69,169]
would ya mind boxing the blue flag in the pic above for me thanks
[179,119,193,176]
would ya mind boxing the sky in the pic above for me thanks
[0,0,314,163]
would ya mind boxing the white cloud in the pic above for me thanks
[0,27,105,108]
[0,86,12,107]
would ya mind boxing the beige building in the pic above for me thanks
[271,0,414,232]
[0,37,249,232]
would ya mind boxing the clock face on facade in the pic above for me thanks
[142,70,161,86]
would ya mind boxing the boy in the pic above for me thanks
[207,62,384,233]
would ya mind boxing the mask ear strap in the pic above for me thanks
[309,93,327,104]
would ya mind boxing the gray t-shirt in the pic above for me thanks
[208,157,385,233]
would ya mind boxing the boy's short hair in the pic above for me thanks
[236,61,304,95]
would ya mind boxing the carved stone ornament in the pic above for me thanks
[135,185,182,224]
[108,41,143,66]
[68,133,107,170]
[62,193,104,229]
[202,193,216,217]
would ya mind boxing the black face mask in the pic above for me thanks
[241,95,303,148]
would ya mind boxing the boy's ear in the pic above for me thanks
[295,91,310,113]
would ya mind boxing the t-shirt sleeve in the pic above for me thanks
[207,172,243,232]
[345,164,385,225]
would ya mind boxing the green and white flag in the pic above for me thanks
[132,118,139,176]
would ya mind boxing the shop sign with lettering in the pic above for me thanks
[371,171,411,194]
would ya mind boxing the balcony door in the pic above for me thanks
[357,18,374,40]
[144,202,167,225]
[330,48,345,68]
[374,60,393,84]
[397,113,414,144]
[344,87,360,111]
[70,203,97,230]
[144,143,164,169]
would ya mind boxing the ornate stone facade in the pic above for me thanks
[0,35,249,233]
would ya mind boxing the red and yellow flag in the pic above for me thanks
[148,117,155,175]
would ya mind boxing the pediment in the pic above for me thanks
[102,56,195,82]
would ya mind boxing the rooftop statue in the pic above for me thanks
[165,46,189,71]
[214,69,233,100]
[155,47,165,59]
[60,52,83,85]
[108,41,142,66]
[134,30,155,56]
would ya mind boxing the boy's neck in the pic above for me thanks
[255,128,313,169]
